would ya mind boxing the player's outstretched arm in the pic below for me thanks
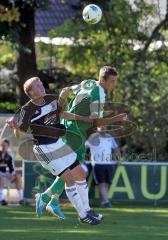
[60,112,127,125]
[92,113,128,126]
[58,83,81,109]
[58,87,74,109]
[6,118,18,129]
[6,118,22,138]
[60,111,92,122]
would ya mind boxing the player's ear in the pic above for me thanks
[29,89,33,98]
[100,77,106,84]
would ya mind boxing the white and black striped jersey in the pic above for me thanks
[17,95,66,145]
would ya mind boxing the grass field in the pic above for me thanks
[0,204,168,240]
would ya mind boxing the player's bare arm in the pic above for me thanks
[60,111,92,122]
[92,113,128,126]
[58,87,74,109]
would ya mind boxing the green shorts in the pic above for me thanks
[62,120,88,163]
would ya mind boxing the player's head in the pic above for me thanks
[98,66,118,91]
[23,77,46,99]
[97,126,106,131]
[97,126,107,136]
[0,139,10,152]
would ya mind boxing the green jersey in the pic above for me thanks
[62,79,107,162]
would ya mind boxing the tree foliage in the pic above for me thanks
[0,0,51,105]
[0,0,167,158]
[0,4,20,23]
[49,0,168,159]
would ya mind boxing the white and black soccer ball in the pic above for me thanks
[82,4,102,24]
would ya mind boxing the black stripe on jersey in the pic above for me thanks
[18,108,26,126]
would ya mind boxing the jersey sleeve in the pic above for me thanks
[7,155,16,174]
[90,86,104,117]
[86,133,99,147]
[71,84,81,94]
[71,80,88,94]
[17,104,32,132]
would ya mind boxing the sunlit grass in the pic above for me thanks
[0,205,168,240]
[111,207,168,213]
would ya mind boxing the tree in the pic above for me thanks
[0,0,50,104]
[48,0,168,159]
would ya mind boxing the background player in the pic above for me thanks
[0,139,24,205]
[85,126,121,207]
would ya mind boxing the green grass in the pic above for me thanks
[0,204,168,240]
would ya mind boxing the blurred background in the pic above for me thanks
[0,0,167,162]
[0,0,168,223]
[0,2,168,239]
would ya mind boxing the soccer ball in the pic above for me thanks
[82,4,102,24]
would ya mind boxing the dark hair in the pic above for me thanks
[99,66,118,80]
[1,139,10,146]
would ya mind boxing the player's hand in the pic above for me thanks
[6,118,21,138]
[90,113,127,127]
[112,113,128,122]
[6,118,15,129]
[10,174,16,182]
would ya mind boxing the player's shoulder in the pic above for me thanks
[87,132,99,142]
[80,79,100,98]
[21,100,33,110]
[111,137,118,146]
[21,94,57,110]
[81,79,97,90]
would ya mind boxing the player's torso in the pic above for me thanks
[64,79,106,131]
[62,80,106,162]
[90,136,113,164]
[22,95,62,145]
[0,152,11,172]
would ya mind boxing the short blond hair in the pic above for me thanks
[23,77,40,97]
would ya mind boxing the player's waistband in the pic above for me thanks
[33,136,59,145]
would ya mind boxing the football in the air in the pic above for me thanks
[82,4,102,24]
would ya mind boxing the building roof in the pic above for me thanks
[35,0,79,36]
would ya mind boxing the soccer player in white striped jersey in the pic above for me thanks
[7,77,102,225]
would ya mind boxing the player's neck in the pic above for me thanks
[98,81,105,90]
[31,96,46,106]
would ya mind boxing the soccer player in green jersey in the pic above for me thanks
[36,66,125,220]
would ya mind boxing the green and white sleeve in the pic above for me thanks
[90,85,106,117]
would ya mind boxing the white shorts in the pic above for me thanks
[33,138,77,176]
